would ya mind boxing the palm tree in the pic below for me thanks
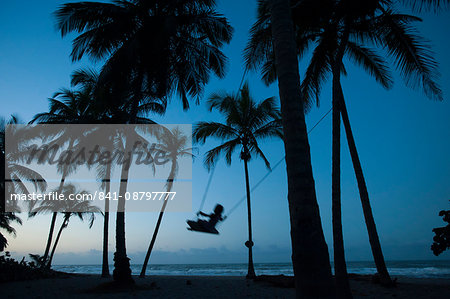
[70,68,113,278]
[300,1,441,289]
[1,116,47,210]
[54,0,233,283]
[247,0,442,290]
[267,0,336,297]
[54,0,233,112]
[0,212,22,252]
[140,126,194,278]
[32,184,101,267]
[31,86,98,267]
[193,83,282,279]
[1,116,46,252]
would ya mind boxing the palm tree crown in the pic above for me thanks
[245,0,442,105]
[193,82,282,279]
[54,0,233,110]
[193,82,282,169]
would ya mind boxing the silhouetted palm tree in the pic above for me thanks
[1,116,46,252]
[31,86,98,267]
[54,0,232,283]
[300,1,441,289]
[193,83,282,279]
[32,184,101,267]
[262,0,336,296]
[140,126,194,278]
[70,68,113,277]
[0,212,22,252]
[247,0,442,291]
[1,116,47,209]
[54,0,233,112]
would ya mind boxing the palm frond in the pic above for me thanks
[193,122,238,144]
[376,11,442,100]
[345,41,394,89]
[204,138,240,169]
[301,35,333,110]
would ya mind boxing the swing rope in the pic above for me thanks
[198,165,216,212]
[197,65,332,218]
[224,107,332,218]
[197,69,248,212]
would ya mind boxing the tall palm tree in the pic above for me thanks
[268,0,335,297]
[70,68,113,278]
[300,1,441,289]
[193,83,282,279]
[140,127,194,277]
[32,184,101,267]
[31,87,97,267]
[247,0,442,290]
[54,0,232,283]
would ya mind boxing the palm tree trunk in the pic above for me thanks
[47,216,68,268]
[42,211,57,266]
[113,139,133,284]
[243,155,256,279]
[338,85,392,286]
[270,0,334,297]
[101,163,111,278]
[140,164,176,278]
[42,175,66,267]
[43,139,74,266]
[332,34,352,299]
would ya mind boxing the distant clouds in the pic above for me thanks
[11,245,292,265]
[10,241,449,265]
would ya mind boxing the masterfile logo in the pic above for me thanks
[4,124,192,213]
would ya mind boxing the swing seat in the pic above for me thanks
[186,220,219,234]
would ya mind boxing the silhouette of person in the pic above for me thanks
[197,204,224,229]
[187,204,225,233]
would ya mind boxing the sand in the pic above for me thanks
[2,274,450,298]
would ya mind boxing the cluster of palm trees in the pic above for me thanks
[1,0,447,298]
[246,0,446,297]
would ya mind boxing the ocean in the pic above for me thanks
[53,260,450,278]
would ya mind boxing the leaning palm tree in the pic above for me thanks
[270,13,336,296]
[54,0,232,283]
[140,126,194,277]
[193,83,282,279]
[31,87,97,267]
[247,0,442,291]
[240,0,335,295]
[298,1,442,289]
[32,184,101,268]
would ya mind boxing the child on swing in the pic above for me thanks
[187,204,225,234]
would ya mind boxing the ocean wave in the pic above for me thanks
[52,261,450,278]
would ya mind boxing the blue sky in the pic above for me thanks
[1,0,449,265]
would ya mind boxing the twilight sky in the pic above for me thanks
[1,0,449,265]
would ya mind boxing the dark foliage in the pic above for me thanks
[431,209,450,256]
[0,252,59,283]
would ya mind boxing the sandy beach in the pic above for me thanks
[2,274,450,298]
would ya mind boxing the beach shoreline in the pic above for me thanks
[2,273,450,298]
